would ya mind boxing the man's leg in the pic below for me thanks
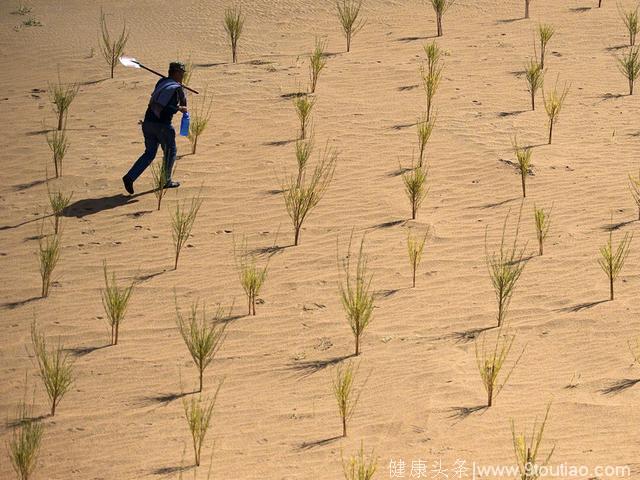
[160,125,179,188]
[123,123,160,193]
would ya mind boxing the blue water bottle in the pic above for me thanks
[180,112,190,136]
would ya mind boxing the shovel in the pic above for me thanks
[119,56,199,94]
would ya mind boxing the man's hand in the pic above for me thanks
[178,106,188,113]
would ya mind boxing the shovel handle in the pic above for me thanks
[135,62,199,94]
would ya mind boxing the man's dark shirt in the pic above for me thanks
[144,78,187,126]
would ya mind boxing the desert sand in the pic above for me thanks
[2,0,640,478]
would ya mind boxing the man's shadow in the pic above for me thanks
[63,190,152,218]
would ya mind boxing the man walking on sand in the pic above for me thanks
[122,61,188,194]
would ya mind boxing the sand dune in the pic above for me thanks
[2,0,640,478]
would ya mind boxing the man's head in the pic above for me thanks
[168,61,186,83]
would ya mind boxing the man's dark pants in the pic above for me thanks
[124,121,176,185]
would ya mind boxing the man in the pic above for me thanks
[122,61,188,194]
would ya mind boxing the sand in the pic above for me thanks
[2,0,640,478]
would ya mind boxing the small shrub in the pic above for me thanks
[46,183,72,235]
[22,17,42,27]
[293,95,315,140]
[309,38,328,93]
[543,79,569,145]
[171,193,203,270]
[183,381,222,467]
[408,227,429,288]
[421,41,443,122]
[338,233,374,356]
[533,205,552,256]
[282,144,337,246]
[295,136,314,186]
[629,169,640,219]
[402,163,429,220]
[8,399,44,480]
[430,0,455,37]
[151,159,170,211]
[620,5,639,46]
[512,136,533,198]
[12,4,32,15]
[511,403,555,480]
[182,55,195,86]
[176,300,228,393]
[101,261,135,346]
[537,24,555,70]
[189,90,213,154]
[48,75,78,131]
[234,235,269,316]
[336,0,365,52]
[46,129,69,178]
[618,46,640,95]
[31,320,74,416]
[524,58,544,111]
[38,230,61,298]
[342,441,378,480]
[332,361,365,437]
[99,9,129,79]
[485,210,528,327]
[475,327,523,407]
[598,227,632,301]
[224,5,244,63]
[416,112,436,167]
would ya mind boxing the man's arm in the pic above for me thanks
[177,87,188,113]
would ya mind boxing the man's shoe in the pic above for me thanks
[164,180,180,189]
[122,176,134,195]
